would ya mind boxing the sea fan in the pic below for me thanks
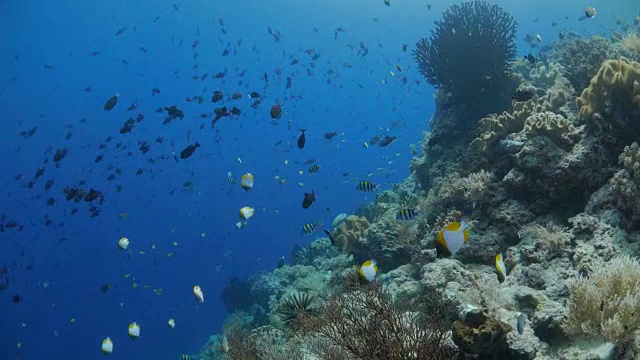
[414,1,517,119]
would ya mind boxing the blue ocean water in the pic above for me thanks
[0,0,635,359]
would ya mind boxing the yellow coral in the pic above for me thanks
[576,57,640,119]
[523,111,575,141]
[471,100,544,152]
[331,215,370,253]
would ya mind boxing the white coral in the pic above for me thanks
[564,255,640,344]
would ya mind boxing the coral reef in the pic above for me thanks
[414,1,518,120]
[204,22,640,360]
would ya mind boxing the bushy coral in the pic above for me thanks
[564,255,640,345]
[550,35,613,92]
[301,280,458,360]
[414,1,517,119]
[518,223,574,256]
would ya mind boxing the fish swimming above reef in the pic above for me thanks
[180,142,200,159]
[193,285,204,303]
[512,88,535,102]
[356,181,378,192]
[212,91,223,102]
[270,104,282,119]
[379,135,396,147]
[496,253,507,281]
[101,337,113,355]
[323,229,336,245]
[360,259,378,282]
[240,173,254,191]
[516,313,526,335]
[308,164,320,173]
[239,206,254,220]
[104,94,119,111]
[302,222,319,235]
[297,129,306,149]
[579,6,597,21]
[324,131,339,140]
[302,190,316,209]
[331,213,348,227]
[524,53,536,63]
[436,220,470,256]
[396,209,418,221]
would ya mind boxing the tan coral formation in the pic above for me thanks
[471,99,544,152]
[330,215,370,254]
[522,111,576,143]
[576,57,640,119]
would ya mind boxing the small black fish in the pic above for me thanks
[249,91,260,99]
[271,104,282,119]
[303,159,316,165]
[12,294,21,303]
[277,256,285,268]
[379,135,396,147]
[512,88,535,102]
[302,190,316,209]
[297,129,306,149]
[324,131,338,140]
[180,142,200,159]
[308,164,321,173]
[323,229,336,245]
[524,53,536,63]
[104,94,119,111]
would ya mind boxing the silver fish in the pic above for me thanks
[516,313,525,335]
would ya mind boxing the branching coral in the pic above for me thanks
[621,32,640,54]
[550,35,613,91]
[222,317,305,360]
[518,222,574,255]
[564,255,640,345]
[301,281,457,360]
[414,1,517,119]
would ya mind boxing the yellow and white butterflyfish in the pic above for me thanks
[117,237,130,250]
[240,173,254,191]
[359,259,378,282]
[193,285,204,303]
[239,206,255,220]
[436,220,470,256]
[128,322,140,339]
[496,253,507,281]
[101,337,113,355]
